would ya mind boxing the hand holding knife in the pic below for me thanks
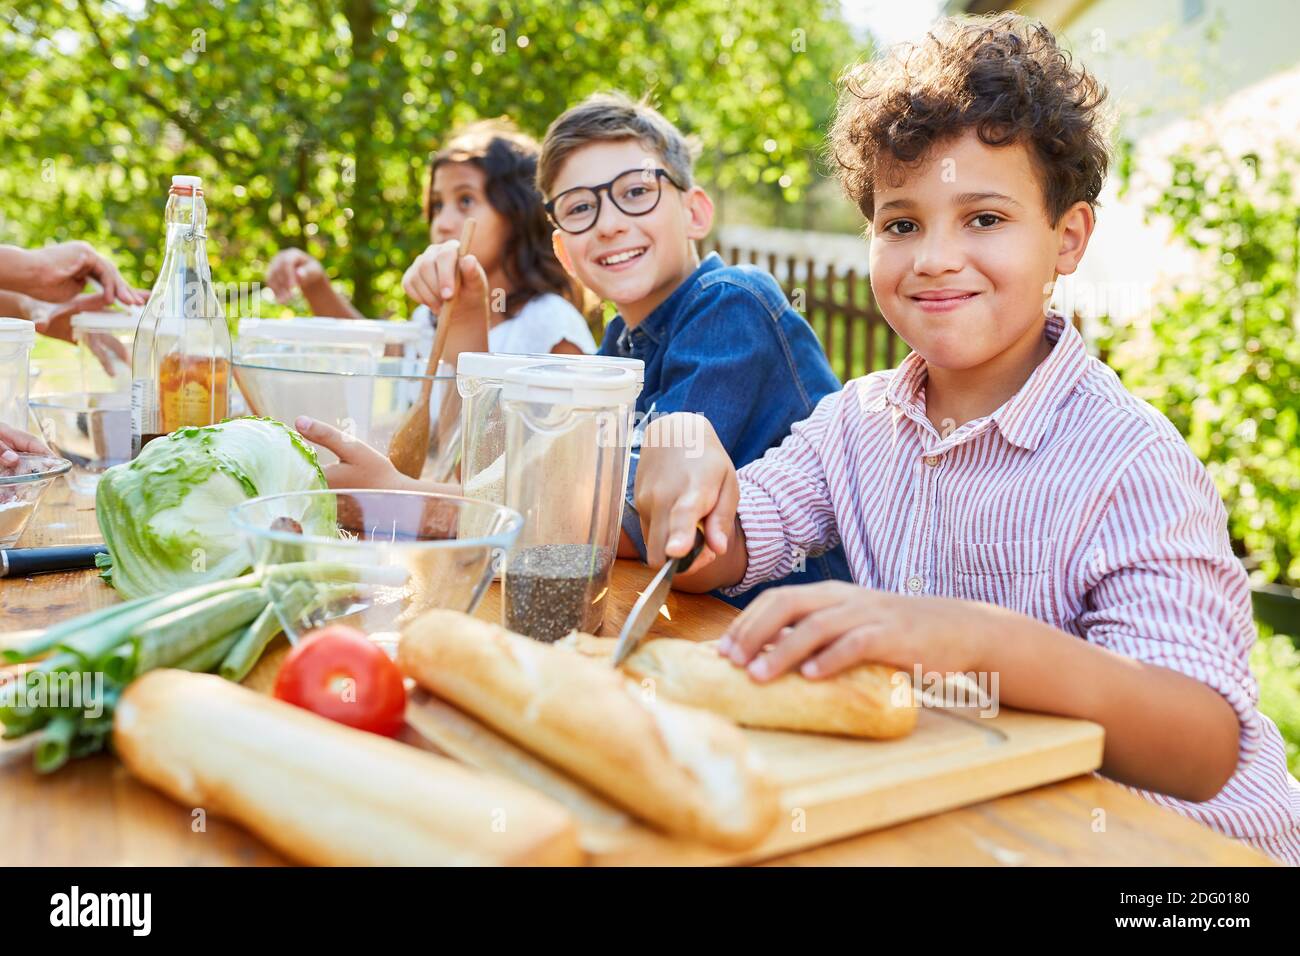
[611,524,707,667]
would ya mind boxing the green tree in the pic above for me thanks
[0,0,862,318]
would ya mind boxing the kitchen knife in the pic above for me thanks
[611,525,707,667]
[0,545,108,578]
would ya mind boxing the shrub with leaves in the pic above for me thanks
[1108,141,1300,586]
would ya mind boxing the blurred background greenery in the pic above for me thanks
[0,0,864,318]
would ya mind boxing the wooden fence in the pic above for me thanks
[703,237,902,382]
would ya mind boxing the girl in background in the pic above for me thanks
[267,119,596,357]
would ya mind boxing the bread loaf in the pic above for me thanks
[561,632,917,739]
[114,669,583,866]
[398,610,780,850]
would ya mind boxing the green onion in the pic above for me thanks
[45,573,264,670]
[218,601,285,682]
[133,589,268,674]
[34,714,79,774]
[173,627,245,674]
[1,595,156,663]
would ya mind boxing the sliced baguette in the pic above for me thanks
[560,633,917,739]
[398,610,780,850]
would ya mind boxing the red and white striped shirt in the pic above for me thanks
[731,312,1300,865]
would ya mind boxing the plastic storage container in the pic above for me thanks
[457,351,644,511]
[236,317,432,372]
[71,311,137,393]
[0,317,35,432]
[500,362,641,642]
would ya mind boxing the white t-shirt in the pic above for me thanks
[413,292,597,355]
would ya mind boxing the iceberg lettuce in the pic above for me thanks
[95,417,334,599]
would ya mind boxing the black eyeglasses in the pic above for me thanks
[545,167,685,234]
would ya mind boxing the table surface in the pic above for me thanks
[0,482,1273,866]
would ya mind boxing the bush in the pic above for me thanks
[1106,141,1300,586]
[1253,631,1300,775]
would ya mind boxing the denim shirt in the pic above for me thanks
[601,253,853,606]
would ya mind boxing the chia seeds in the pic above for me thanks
[505,543,614,643]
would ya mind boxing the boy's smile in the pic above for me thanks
[549,139,713,326]
[868,130,1093,425]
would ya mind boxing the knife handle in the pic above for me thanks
[1,545,108,578]
[676,524,708,571]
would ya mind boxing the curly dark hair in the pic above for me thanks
[829,13,1109,225]
[425,119,579,317]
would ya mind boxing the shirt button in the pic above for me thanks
[923,455,941,467]
[906,575,925,593]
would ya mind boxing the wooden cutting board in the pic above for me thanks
[401,683,1104,866]
[400,576,1103,864]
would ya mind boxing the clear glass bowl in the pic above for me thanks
[29,391,131,496]
[230,489,522,654]
[0,455,73,548]
[232,353,461,482]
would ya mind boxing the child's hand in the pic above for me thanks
[267,248,329,304]
[20,241,146,307]
[401,240,490,328]
[294,416,424,492]
[719,582,985,682]
[0,423,54,468]
[634,413,741,583]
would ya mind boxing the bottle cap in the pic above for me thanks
[171,175,203,189]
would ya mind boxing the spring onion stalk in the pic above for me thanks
[218,601,285,683]
[218,579,367,681]
[34,714,79,774]
[0,595,157,664]
[263,561,409,588]
[134,589,268,674]
[59,685,123,764]
[172,627,246,674]
[49,573,264,670]
[0,708,49,740]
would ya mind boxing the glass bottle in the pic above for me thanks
[130,174,230,456]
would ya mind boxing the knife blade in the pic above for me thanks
[611,525,707,667]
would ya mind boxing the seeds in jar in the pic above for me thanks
[504,543,614,643]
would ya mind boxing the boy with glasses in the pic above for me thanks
[537,91,852,604]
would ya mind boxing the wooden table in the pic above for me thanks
[0,482,1273,866]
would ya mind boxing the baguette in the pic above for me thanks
[113,669,583,866]
[398,610,780,850]
[561,633,917,739]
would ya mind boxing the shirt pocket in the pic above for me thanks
[952,538,1059,624]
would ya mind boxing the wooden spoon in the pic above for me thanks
[387,219,476,479]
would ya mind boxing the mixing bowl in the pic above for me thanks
[0,455,73,548]
[29,391,131,496]
[230,489,522,654]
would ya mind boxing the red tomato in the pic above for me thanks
[273,625,407,737]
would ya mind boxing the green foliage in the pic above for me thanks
[1252,630,1300,776]
[1106,141,1300,585]
[0,0,862,317]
